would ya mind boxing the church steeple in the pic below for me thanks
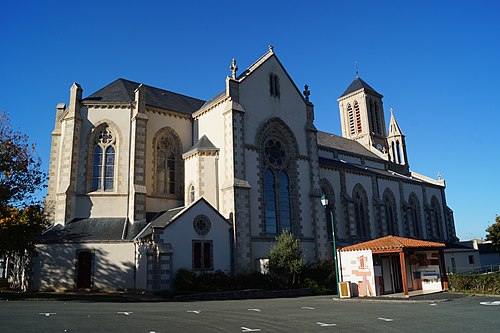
[337,76,388,155]
[387,108,409,166]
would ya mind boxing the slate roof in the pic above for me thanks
[83,78,206,115]
[190,135,218,150]
[339,235,445,252]
[339,77,381,98]
[135,207,185,239]
[317,131,381,160]
[39,218,146,243]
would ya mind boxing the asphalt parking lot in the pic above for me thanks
[1,294,499,332]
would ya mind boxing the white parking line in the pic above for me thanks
[39,313,56,317]
[480,301,500,306]
[301,306,315,310]
[316,322,337,327]
[378,317,394,322]
[117,312,133,316]
[187,310,201,314]
[248,308,261,312]
[241,327,261,332]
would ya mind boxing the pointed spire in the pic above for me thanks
[388,108,404,136]
[355,61,359,78]
[303,84,310,101]
[230,58,238,79]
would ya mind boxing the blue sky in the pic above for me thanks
[1,0,498,240]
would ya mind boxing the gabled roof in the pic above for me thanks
[339,235,445,253]
[339,77,382,98]
[317,131,381,160]
[83,78,206,115]
[190,135,218,150]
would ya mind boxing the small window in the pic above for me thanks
[269,73,280,98]
[193,240,213,270]
[189,185,195,203]
[468,255,474,265]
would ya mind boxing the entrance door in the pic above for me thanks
[77,251,93,289]
[391,255,403,293]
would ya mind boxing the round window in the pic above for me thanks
[264,137,288,169]
[193,214,211,235]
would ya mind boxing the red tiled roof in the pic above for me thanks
[338,235,445,252]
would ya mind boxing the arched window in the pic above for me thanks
[396,141,402,164]
[91,126,116,191]
[369,100,377,134]
[353,185,370,239]
[391,142,397,163]
[269,73,280,97]
[154,128,182,197]
[431,197,443,239]
[320,184,336,241]
[383,189,398,235]
[354,101,362,134]
[374,102,381,134]
[408,194,421,238]
[189,185,195,204]
[347,103,355,135]
[263,137,292,235]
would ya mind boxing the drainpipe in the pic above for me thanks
[123,102,134,239]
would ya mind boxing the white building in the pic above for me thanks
[32,47,456,292]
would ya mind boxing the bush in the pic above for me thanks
[174,268,196,293]
[448,274,500,294]
[300,260,336,294]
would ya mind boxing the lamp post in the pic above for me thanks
[321,194,340,296]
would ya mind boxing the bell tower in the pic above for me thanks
[337,75,388,156]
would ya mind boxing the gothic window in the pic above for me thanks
[391,142,397,163]
[396,141,402,164]
[354,101,362,134]
[269,73,280,98]
[383,189,398,235]
[91,127,116,192]
[347,103,355,135]
[431,197,443,239]
[192,240,213,270]
[189,185,195,204]
[155,128,182,197]
[320,179,338,241]
[263,137,292,235]
[353,185,370,239]
[408,194,421,238]
[369,100,377,134]
[374,102,381,134]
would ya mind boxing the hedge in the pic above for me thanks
[447,274,500,294]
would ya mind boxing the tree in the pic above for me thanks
[486,215,500,251]
[267,230,305,288]
[0,112,48,290]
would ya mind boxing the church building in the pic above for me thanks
[32,47,456,292]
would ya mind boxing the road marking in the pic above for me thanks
[378,317,394,322]
[187,310,201,314]
[248,308,261,312]
[301,306,315,310]
[430,303,437,306]
[39,313,56,317]
[117,312,133,316]
[480,301,500,306]
[316,322,337,327]
[241,327,261,332]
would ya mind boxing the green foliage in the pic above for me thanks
[448,274,500,294]
[0,112,46,206]
[485,216,500,251]
[300,260,336,294]
[267,230,305,288]
[174,268,197,292]
[173,269,284,294]
[0,112,48,290]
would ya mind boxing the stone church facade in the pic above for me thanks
[32,47,456,292]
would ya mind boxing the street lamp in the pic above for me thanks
[321,194,340,296]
